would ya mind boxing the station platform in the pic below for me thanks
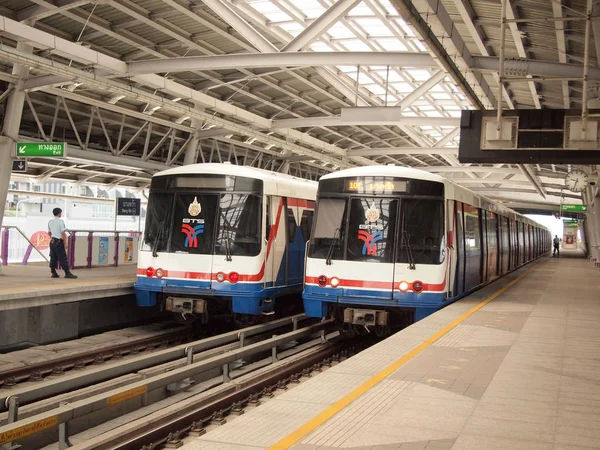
[183,250,600,450]
[0,264,136,311]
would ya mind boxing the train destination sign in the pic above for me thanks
[561,204,587,212]
[344,178,408,193]
[15,142,66,157]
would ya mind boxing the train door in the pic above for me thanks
[285,199,303,285]
[345,197,397,302]
[269,196,287,287]
[486,212,499,280]
[463,205,482,291]
[453,201,466,297]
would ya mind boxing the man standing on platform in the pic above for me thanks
[553,235,560,257]
[47,207,78,279]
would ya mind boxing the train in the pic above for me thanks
[302,166,550,335]
[134,163,317,324]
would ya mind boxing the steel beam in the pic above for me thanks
[390,0,493,109]
[0,42,31,273]
[126,52,436,75]
[552,0,571,108]
[347,147,458,156]
[282,0,362,52]
[201,0,277,52]
[504,0,542,109]
[471,56,600,82]
[17,0,96,22]
[272,112,459,129]
[394,71,446,108]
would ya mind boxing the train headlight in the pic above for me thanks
[155,268,164,278]
[146,267,155,278]
[399,281,409,292]
[412,281,423,293]
[216,272,225,282]
[229,272,239,283]
[317,275,328,287]
[330,277,340,288]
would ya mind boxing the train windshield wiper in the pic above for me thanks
[152,220,166,257]
[325,228,340,266]
[402,230,416,270]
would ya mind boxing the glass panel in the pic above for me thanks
[310,198,347,260]
[346,197,398,263]
[397,199,444,265]
[215,194,262,257]
[170,194,218,255]
[464,205,482,289]
[487,212,498,279]
[141,192,174,253]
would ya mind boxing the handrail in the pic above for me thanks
[0,227,141,267]
[1,225,49,265]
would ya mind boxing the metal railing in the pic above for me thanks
[0,227,141,269]
[0,226,49,266]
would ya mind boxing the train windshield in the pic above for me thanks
[309,177,444,265]
[142,174,262,256]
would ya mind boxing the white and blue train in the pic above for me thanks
[135,163,317,324]
[303,166,550,334]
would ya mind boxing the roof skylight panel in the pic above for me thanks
[248,1,281,14]
[391,82,414,93]
[264,11,292,22]
[407,69,434,81]
[327,23,355,39]
[377,39,408,51]
[341,40,373,51]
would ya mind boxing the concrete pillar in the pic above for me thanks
[0,43,32,273]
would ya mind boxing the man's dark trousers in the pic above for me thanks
[50,238,70,272]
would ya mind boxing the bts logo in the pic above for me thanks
[182,223,204,248]
[358,230,382,256]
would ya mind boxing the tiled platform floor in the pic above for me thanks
[0,264,136,310]
[180,250,600,450]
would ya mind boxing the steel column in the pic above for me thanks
[0,42,31,275]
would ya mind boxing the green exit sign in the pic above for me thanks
[561,204,587,212]
[15,142,66,157]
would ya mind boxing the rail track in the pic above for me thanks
[0,316,338,450]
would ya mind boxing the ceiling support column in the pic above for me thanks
[0,42,32,272]
[184,104,205,165]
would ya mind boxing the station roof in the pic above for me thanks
[0,0,595,210]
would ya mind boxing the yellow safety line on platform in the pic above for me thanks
[268,263,539,450]
[0,278,135,292]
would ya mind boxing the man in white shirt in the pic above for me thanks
[47,208,77,279]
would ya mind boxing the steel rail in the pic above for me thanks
[0,319,331,446]
[0,314,307,411]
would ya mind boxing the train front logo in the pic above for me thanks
[181,223,204,248]
[358,230,382,255]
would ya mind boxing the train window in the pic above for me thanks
[170,194,218,255]
[141,192,174,253]
[287,208,297,243]
[215,194,262,257]
[346,198,398,263]
[486,212,498,280]
[310,198,347,260]
[397,199,444,265]
[300,210,314,241]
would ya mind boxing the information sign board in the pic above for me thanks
[15,142,66,157]
[117,198,141,216]
[561,204,587,212]
[11,160,27,172]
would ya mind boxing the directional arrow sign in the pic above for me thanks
[561,204,587,212]
[11,160,27,172]
[15,142,66,157]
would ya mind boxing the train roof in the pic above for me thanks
[320,165,549,231]
[320,165,445,184]
[153,163,317,199]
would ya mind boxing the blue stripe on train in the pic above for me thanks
[302,284,448,321]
